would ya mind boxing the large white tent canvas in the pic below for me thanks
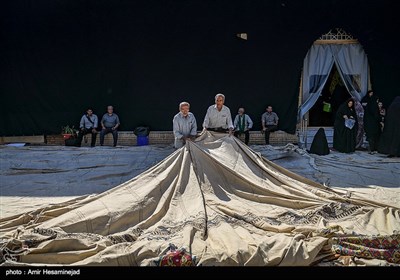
[1,132,399,266]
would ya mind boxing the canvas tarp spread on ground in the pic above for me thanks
[298,43,369,122]
[1,132,399,266]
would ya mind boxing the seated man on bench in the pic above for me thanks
[100,105,120,147]
[77,107,98,147]
[261,105,279,145]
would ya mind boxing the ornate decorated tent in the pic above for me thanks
[297,29,372,148]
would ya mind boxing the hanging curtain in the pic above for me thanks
[297,44,334,122]
[331,44,369,102]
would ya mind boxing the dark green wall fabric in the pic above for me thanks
[1,0,399,136]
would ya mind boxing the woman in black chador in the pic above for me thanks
[309,127,330,156]
[378,96,400,157]
[333,98,358,153]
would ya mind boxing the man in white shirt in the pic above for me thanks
[202,93,234,134]
[173,102,197,149]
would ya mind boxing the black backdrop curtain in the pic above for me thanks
[1,0,399,136]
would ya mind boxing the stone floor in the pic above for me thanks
[1,143,399,218]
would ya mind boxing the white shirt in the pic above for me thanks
[203,105,234,130]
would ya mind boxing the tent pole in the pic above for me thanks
[298,70,307,149]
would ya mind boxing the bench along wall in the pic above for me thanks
[42,131,298,147]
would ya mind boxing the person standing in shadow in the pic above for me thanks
[364,95,381,154]
[378,96,400,157]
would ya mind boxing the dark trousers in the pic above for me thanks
[100,128,118,146]
[77,128,97,147]
[207,127,228,133]
[264,125,278,145]
[234,130,250,145]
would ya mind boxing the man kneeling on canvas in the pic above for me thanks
[173,101,198,149]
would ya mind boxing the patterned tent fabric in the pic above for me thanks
[332,234,400,264]
[0,132,399,266]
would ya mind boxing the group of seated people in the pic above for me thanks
[73,91,399,158]
[76,93,279,149]
[76,105,120,147]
